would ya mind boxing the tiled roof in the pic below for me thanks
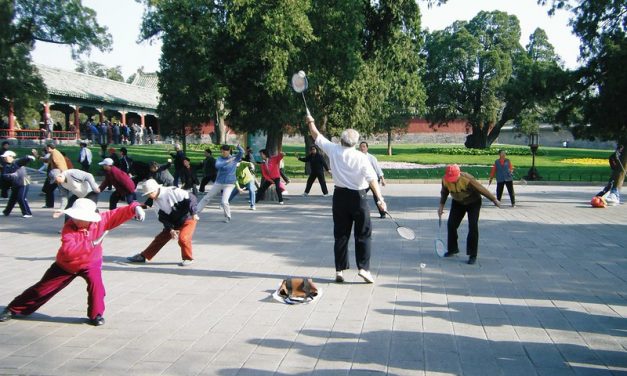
[36,65,159,110]
[130,72,159,90]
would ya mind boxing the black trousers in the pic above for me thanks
[447,199,481,257]
[332,187,372,271]
[255,178,283,203]
[1,179,10,198]
[42,180,56,208]
[198,175,216,192]
[496,181,515,205]
[108,191,136,210]
[304,171,328,195]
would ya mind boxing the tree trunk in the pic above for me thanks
[464,123,489,149]
[264,127,282,156]
[387,129,393,156]
[617,139,627,190]
[215,100,227,144]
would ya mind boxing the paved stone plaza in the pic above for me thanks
[0,182,626,375]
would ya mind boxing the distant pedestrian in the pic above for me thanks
[171,143,186,187]
[98,158,137,210]
[229,161,257,210]
[489,149,516,207]
[198,149,217,193]
[78,142,93,172]
[197,144,244,222]
[255,149,285,205]
[298,145,329,196]
[305,114,386,284]
[596,144,624,204]
[1,151,36,217]
[359,142,386,218]
[127,179,198,266]
[438,164,500,265]
[0,199,145,326]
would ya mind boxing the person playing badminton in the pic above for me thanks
[0,199,145,326]
[438,164,500,265]
[488,149,516,207]
[305,114,386,284]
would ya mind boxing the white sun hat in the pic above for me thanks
[1,150,16,158]
[142,178,161,196]
[63,198,101,222]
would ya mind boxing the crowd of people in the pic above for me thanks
[81,119,155,146]
[0,129,623,326]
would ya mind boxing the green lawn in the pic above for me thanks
[11,142,614,182]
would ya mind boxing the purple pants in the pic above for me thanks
[7,262,105,320]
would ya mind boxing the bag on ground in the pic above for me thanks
[276,277,319,304]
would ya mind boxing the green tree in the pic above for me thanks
[423,11,521,148]
[364,0,426,155]
[539,0,627,187]
[0,0,112,119]
[75,60,124,82]
[423,11,567,149]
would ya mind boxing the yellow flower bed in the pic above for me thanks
[561,158,607,166]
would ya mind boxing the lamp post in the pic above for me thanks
[525,133,541,181]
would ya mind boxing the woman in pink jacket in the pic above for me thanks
[255,149,285,205]
[0,199,145,326]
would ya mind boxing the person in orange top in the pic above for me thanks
[32,144,68,208]
[488,149,516,207]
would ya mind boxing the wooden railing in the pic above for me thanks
[0,129,78,140]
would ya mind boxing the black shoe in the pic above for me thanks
[379,214,386,219]
[0,308,14,322]
[89,315,105,326]
[443,250,459,257]
[467,256,477,265]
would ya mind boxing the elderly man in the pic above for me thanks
[305,114,386,284]
[49,168,101,220]
[127,179,199,266]
[98,158,137,210]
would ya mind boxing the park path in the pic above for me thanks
[0,182,626,375]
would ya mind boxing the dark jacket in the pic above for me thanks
[156,190,198,229]
[299,153,329,174]
[1,156,35,187]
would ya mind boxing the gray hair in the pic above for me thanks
[340,129,360,147]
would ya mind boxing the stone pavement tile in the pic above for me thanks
[197,364,240,376]
[53,358,100,374]
[0,355,36,371]
[128,360,172,375]
[388,340,424,362]
[536,367,577,376]
[89,347,149,373]
[318,338,358,361]
[523,342,569,369]
[161,351,214,376]
[387,360,425,376]
[312,359,352,375]
[141,339,194,363]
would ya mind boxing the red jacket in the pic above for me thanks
[99,166,136,195]
[56,202,139,273]
[260,154,283,181]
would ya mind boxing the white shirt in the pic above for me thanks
[153,187,189,215]
[79,147,92,164]
[315,135,377,190]
[365,152,384,178]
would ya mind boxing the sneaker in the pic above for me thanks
[250,206,256,210]
[89,315,105,326]
[379,214,386,219]
[224,217,231,223]
[179,259,194,267]
[323,194,330,197]
[0,308,14,322]
[279,201,284,205]
[335,271,344,283]
[443,250,459,258]
[41,205,52,209]
[126,253,146,263]
[467,256,477,265]
[22,214,32,218]
[302,192,309,197]
[358,269,375,284]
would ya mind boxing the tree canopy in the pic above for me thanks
[423,10,567,148]
[0,0,111,119]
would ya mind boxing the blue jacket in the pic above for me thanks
[215,145,244,184]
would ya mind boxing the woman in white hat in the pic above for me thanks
[0,198,145,326]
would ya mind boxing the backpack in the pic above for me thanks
[275,278,319,304]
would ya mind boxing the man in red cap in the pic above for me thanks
[438,164,500,264]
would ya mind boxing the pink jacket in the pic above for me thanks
[261,154,283,181]
[56,202,140,273]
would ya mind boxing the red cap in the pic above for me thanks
[444,164,461,183]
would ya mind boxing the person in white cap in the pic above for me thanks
[49,168,101,221]
[1,150,36,217]
[127,179,199,266]
[98,158,137,210]
[0,198,146,326]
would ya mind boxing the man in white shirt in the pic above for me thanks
[305,114,387,284]
[359,141,387,218]
[78,142,92,172]
[49,168,101,221]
